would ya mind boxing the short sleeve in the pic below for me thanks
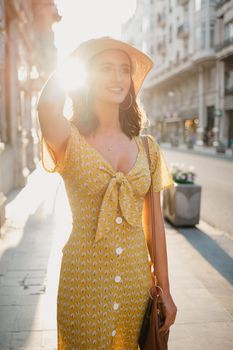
[40,121,80,174]
[147,135,175,192]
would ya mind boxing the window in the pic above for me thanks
[224,20,233,41]
[169,0,172,13]
[195,0,201,11]
[225,70,233,90]
[201,23,206,49]
[150,18,154,31]
[169,25,172,43]
[210,23,214,48]
[150,44,155,55]
[142,17,150,32]
[195,23,206,50]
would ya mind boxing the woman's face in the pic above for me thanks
[88,49,132,106]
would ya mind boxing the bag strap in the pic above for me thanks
[141,135,163,295]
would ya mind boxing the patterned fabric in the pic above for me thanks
[40,120,174,350]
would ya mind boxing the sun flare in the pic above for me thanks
[53,0,136,91]
[53,0,136,62]
[56,57,87,91]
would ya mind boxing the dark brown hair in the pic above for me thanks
[69,52,149,139]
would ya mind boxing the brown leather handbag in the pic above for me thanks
[138,135,170,350]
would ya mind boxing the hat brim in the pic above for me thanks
[68,36,154,96]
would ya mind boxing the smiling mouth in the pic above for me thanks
[106,87,124,94]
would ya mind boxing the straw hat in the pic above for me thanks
[67,36,154,96]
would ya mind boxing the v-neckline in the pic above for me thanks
[80,133,141,177]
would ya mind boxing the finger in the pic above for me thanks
[159,323,169,333]
[159,326,169,335]
[159,317,172,333]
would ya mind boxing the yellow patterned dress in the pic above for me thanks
[40,120,174,350]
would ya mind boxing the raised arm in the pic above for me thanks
[37,70,71,164]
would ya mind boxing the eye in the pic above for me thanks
[100,66,111,72]
[121,67,130,74]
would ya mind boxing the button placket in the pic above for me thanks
[112,203,121,333]
[115,201,123,225]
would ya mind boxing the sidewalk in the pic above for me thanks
[0,163,233,350]
[161,142,233,161]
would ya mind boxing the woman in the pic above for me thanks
[38,36,177,350]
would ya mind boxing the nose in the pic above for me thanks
[111,67,122,82]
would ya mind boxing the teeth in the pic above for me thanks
[108,87,122,91]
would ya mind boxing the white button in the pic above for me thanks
[115,216,123,224]
[115,275,121,283]
[113,302,119,310]
[116,247,123,255]
[112,330,116,336]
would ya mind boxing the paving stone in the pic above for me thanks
[9,330,42,349]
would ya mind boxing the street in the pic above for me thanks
[0,160,232,349]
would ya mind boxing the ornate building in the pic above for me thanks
[0,0,61,235]
[122,0,233,149]
[215,0,233,148]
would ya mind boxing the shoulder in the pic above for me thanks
[141,133,160,155]
[140,134,162,174]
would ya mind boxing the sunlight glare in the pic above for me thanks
[53,0,137,62]
[56,57,87,91]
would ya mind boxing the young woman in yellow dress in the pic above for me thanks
[38,36,177,350]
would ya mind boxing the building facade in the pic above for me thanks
[215,0,233,147]
[122,0,233,148]
[0,0,61,234]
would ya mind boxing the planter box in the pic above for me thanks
[186,141,194,149]
[162,183,202,226]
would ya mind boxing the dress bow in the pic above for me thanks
[94,168,142,243]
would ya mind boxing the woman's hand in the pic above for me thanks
[158,290,177,335]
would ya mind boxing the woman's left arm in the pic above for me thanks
[142,134,177,334]
[153,191,177,334]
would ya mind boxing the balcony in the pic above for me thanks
[225,86,233,95]
[216,0,231,9]
[215,37,233,52]
[157,42,166,55]
[157,13,166,28]
[177,23,189,39]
